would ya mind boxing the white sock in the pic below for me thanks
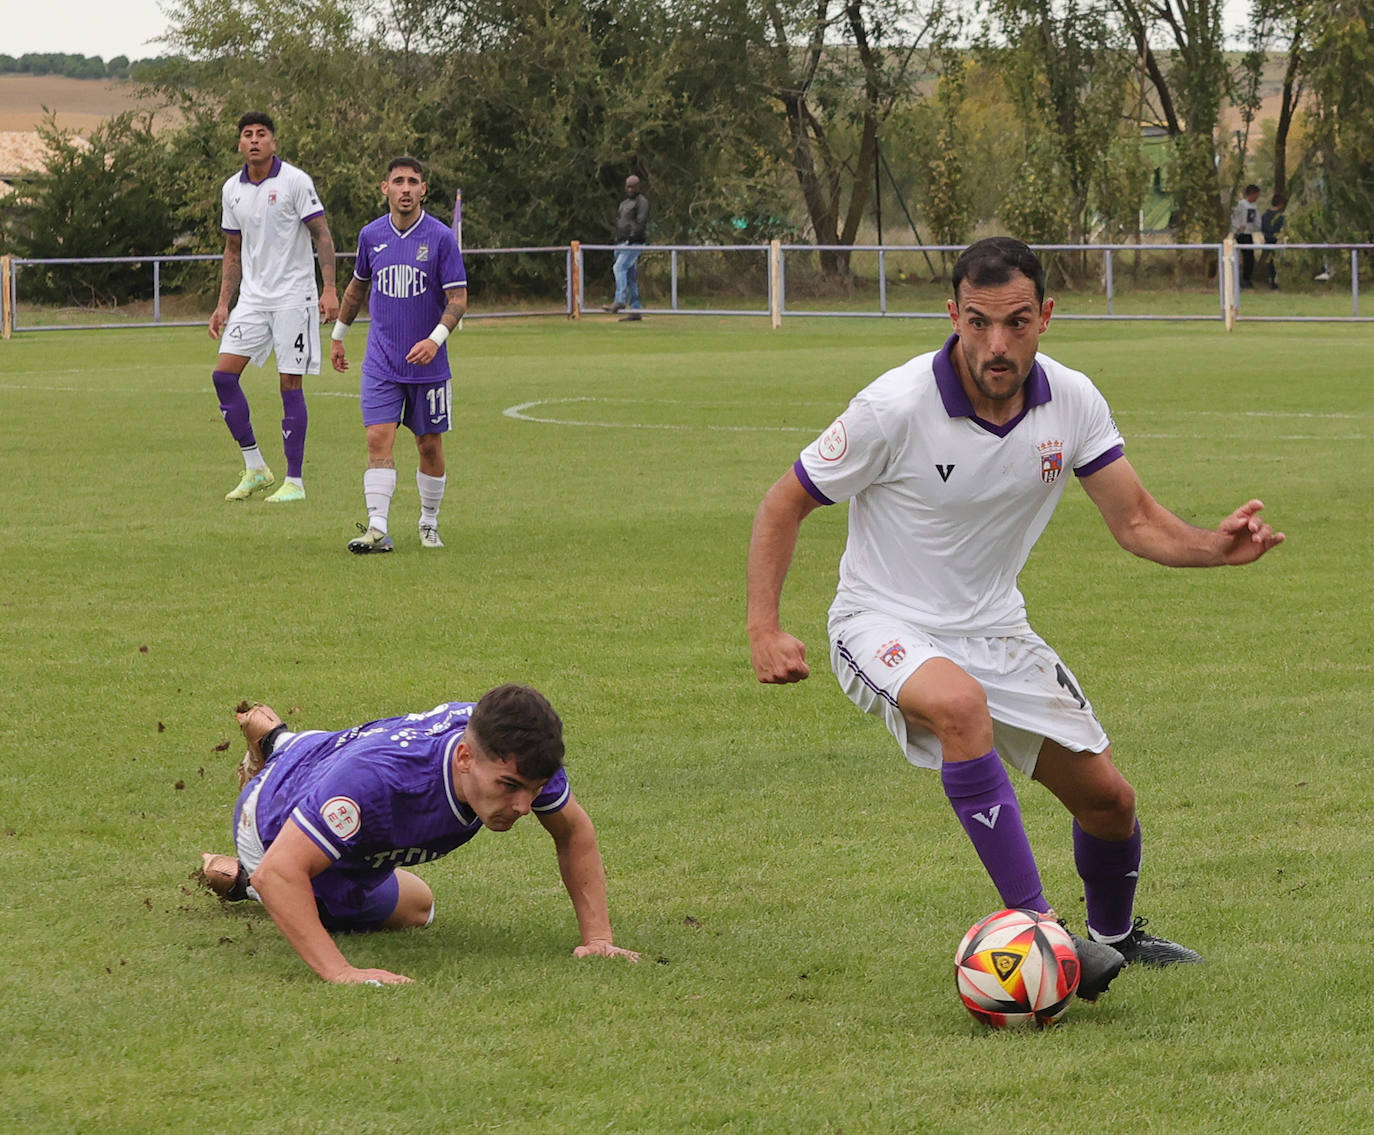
[417,471,446,526]
[284,476,304,489]
[364,467,397,533]
[241,446,267,470]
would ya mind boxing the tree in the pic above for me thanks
[753,0,947,275]
[5,113,180,303]
[982,0,1139,249]
[1113,0,1231,240]
[1296,0,1374,240]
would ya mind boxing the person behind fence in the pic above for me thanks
[197,685,641,984]
[603,174,650,321]
[1230,183,1262,289]
[1259,193,1287,290]
[746,236,1285,1003]
[330,156,467,554]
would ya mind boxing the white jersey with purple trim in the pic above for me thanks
[220,157,325,310]
[796,335,1124,636]
[244,701,570,873]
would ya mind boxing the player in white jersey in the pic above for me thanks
[330,157,467,553]
[209,112,339,504]
[747,237,1284,998]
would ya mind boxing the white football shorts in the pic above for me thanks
[827,611,1109,776]
[222,304,322,375]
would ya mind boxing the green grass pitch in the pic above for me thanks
[1,314,1371,1133]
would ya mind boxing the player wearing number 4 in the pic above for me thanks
[211,112,339,504]
[331,156,467,553]
[747,237,1285,1000]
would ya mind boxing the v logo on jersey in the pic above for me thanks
[936,464,955,482]
[972,804,1001,829]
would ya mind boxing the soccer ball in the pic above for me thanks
[954,908,1081,1029]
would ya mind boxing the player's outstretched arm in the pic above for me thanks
[251,820,412,984]
[748,469,822,683]
[539,799,639,962]
[1081,457,1285,567]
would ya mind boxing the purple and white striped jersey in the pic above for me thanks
[247,701,569,873]
[353,210,467,383]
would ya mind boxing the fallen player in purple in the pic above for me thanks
[198,684,639,983]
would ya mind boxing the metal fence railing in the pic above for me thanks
[5,240,1374,338]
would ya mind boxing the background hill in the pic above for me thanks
[0,74,152,132]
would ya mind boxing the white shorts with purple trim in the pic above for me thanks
[827,611,1109,775]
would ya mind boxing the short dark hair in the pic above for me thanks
[952,237,1046,304]
[386,155,424,178]
[1245,183,1261,194]
[1271,193,1287,208]
[468,684,564,781]
[237,111,276,135]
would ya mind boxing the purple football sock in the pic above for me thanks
[1074,819,1141,940]
[941,750,1048,913]
[280,388,308,478]
[212,370,256,448]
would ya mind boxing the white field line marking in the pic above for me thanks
[0,382,1367,438]
[502,396,1371,439]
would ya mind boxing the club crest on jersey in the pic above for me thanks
[877,639,906,667]
[818,418,848,461]
[322,796,362,840]
[415,243,430,262]
[267,190,278,205]
[1037,440,1064,485]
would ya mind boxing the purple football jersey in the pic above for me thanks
[353,211,467,382]
[245,701,570,874]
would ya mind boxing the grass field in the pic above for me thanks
[1,315,1371,1133]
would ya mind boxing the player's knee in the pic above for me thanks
[1078,774,1136,833]
[905,680,991,750]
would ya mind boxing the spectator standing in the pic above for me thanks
[1259,193,1287,290]
[603,175,650,322]
[1231,184,1262,290]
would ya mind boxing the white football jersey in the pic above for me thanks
[797,335,1124,636]
[220,157,324,310]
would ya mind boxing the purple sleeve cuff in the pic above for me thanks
[793,458,834,505]
[301,209,325,224]
[1074,444,1125,478]
[221,227,241,235]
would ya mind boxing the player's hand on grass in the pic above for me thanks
[328,966,412,985]
[405,337,441,366]
[750,628,811,684]
[1217,499,1285,564]
[573,941,641,962]
[330,340,349,373]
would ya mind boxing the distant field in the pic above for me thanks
[0,74,169,132]
[1,317,1371,1133]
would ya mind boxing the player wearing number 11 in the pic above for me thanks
[331,156,467,553]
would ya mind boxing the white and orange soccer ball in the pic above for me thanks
[954,908,1081,1029]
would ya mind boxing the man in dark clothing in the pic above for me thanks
[604,175,650,321]
[1259,193,1287,290]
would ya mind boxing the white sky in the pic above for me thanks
[4,0,175,60]
[4,0,1251,62]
